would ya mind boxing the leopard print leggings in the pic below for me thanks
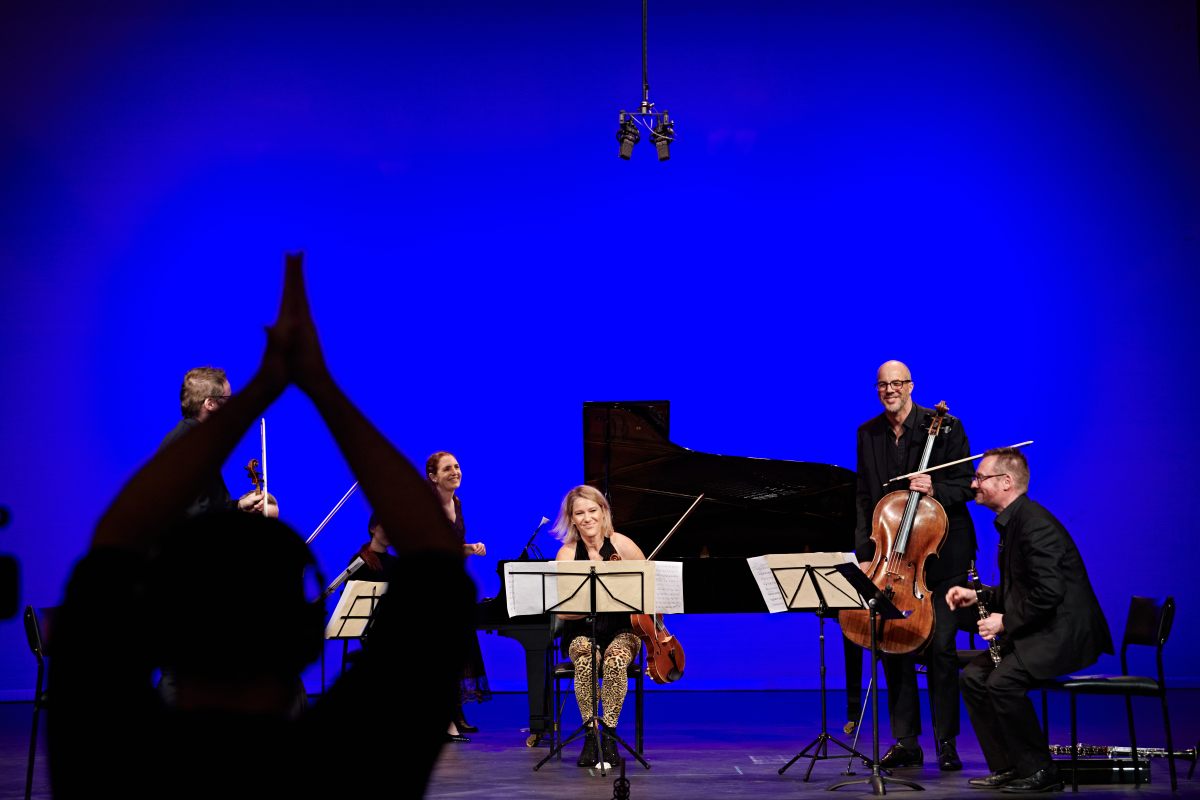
[568,632,641,729]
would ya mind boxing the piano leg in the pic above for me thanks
[487,624,555,746]
[522,640,553,746]
[843,635,863,731]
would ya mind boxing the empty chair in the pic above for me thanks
[1038,596,1177,792]
[24,605,56,800]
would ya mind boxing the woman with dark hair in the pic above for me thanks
[426,451,491,740]
[426,451,487,559]
[552,485,646,769]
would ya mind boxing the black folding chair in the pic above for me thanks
[23,605,56,800]
[1038,596,1177,792]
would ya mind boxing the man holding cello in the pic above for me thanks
[848,360,977,772]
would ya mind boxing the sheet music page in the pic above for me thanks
[552,561,656,614]
[653,561,684,614]
[503,561,662,615]
[819,552,864,610]
[503,562,559,618]
[747,555,788,613]
[767,552,859,610]
[324,580,388,639]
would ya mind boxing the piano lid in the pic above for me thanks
[584,401,856,559]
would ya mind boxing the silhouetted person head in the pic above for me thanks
[148,511,324,715]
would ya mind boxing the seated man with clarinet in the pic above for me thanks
[947,447,1112,793]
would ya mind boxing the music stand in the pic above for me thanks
[506,561,654,776]
[770,554,873,781]
[320,580,387,692]
[827,564,920,795]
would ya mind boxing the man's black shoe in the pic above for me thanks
[1002,767,1063,793]
[968,768,1017,788]
[576,734,599,767]
[938,739,963,771]
[879,742,924,768]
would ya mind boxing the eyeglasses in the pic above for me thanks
[875,379,912,391]
[208,394,231,405]
[972,473,1008,483]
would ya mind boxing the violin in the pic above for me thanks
[242,458,271,515]
[839,401,951,655]
[629,610,686,683]
[245,458,264,493]
[600,549,686,683]
[626,492,704,685]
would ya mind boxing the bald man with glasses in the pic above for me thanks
[848,360,977,772]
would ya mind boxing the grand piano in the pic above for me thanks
[477,400,857,743]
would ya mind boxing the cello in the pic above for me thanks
[838,401,951,655]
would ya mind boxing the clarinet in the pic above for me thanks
[1047,743,1198,760]
[968,562,1002,667]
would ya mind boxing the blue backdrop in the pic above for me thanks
[1,1,1197,699]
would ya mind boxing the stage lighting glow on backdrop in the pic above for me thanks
[616,0,676,161]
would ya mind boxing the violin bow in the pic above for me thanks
[259,418,269,516]
[305,481,361,544]
[646,493,705,561]
[883,440,1033,486]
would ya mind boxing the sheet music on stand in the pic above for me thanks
[502,560,684,618]
[325,580,388,639]
[746,552,861,613]
[755,552,874,781]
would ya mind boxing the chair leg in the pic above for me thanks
[25,695,41,800]
[1125,693,1139,787]
[1041,689,1049,739]
[1160,690,1177,791]
[1070,694,1079,793]
[553,674,562,760]
[635,672,644,755]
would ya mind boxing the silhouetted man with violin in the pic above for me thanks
[947,447,1112,793]
[850,360,976,772]
[159,366,277,517]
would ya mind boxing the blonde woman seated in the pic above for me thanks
[552,485,646,769]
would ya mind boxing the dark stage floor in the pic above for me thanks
[4,690,1197,799]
